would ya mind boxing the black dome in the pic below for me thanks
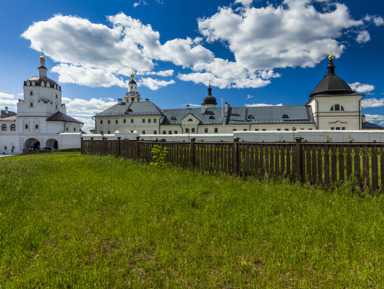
[310,58,354,97]
[129,79,137,85]
[203,85,217,105]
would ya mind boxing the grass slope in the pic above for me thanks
[1,153,384,288]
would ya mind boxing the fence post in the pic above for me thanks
[233,137,240,176]
[117,137,121,157]
[80,137,84,155]
[135,136,140,161]
[190,138,196,169]
[294,137,303,182]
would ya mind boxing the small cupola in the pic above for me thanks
[202,83,217,108]
[125,71,141,103]
[310,53,354,97]
[38,50,47,77]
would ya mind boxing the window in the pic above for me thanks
[214,128,218,133]
[115,120,118,124]
[163,130,166,134]
[100,120,103,124]
[74,128,76,131]
[25,124,29,129]
[142,119,145,123]
[131,119,134,123]
[1,124,6,131]
[233,129,237,132]
[171,117,177,120]
[185,129,189,133]
[10,124,15,131]
[56,94,58,99]
[168,131,172,134]
[108,131,111,134]
[331,127,335,130]
[308,128,313,130]
[191,128,195,133]
[285,129,289,131]
[30,103,33,107]
[330,104,344,111]
[262,129,266,131]
[4,146,7,150]
[148,119,151,123]
[342,127,345,130]
[142,130,145,134]
[243,129,247,131]
[131,86,133,89]
[55,105,57,109]
[123,119,126,124]
[248,115,254,119]
[282,114,289,119]
[108,120,110,124]
[66,128,69,131]
[154,119,157,123]
[277,129,281,131]
[336,127,341,130]
[205,128,208,133]
[100,131,103,134]
[255,129,259,131]
[35,124,39,129]
[174,131,178,134]
[154,131,157,134]
[188,118,193,122]
[209,116,215,119]
[30,91,33,96]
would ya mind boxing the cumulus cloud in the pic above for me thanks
[22,13,206,89]
[365,114,384,125]
[245,103,283,107]
[139,78,175,90]
[349,82,375,93]
[0,92,19,112]
[362,98,384,108]
[22,1,379,90]
[247,94,255,99]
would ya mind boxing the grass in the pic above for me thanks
[1,152,384,288]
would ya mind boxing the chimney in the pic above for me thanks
[5,106,8,114]
[118,99,122,104]
[186,104,190,110]
[362,115,366,124]
[201,105,207,114]
[225,102,230,113]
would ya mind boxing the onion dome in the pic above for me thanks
[203,84,217,105]
[129,70,137,84]
[310,53,354,97]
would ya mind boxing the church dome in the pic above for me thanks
[203,85,217,105]
[310,55,354,97]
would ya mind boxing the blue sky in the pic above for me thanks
[0,0,383,131]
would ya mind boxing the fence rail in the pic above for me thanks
[81,137,384,192]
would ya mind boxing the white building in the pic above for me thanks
[0,53,83,154]
[93,54,383,137]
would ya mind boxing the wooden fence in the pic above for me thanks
[81,137,384,192]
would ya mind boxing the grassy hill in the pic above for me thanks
[1,153,384,288]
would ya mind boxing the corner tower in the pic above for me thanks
[307,53,364,130]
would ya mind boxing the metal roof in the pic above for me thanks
[0,109,17,119]
[362,122,384,130]
[162,108,224,125]
[47,111,83,123]
[96,100,163,117]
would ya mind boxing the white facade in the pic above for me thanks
[0,53,82,154]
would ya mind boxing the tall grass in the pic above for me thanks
[1,153,384,288]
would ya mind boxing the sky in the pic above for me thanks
[0,0,383,132]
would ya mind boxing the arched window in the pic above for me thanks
[171,117,177,120]
[282,114,289,119]
[10,124,15,131]
[248,115,255,119]
[30,91,33,96]
[330,104,344,111]
[1,124,6,131]
[188,118,193,122]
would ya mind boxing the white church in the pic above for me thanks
[0,53,83,154]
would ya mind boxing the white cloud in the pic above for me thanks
[22,13,209,90]
[247,94,254,99]
[365,114,384,124]
[139,78,175,90]
[140,70,174,77]
[362,98,384,108]
[349,82,375,93]
[356,30,370,44]
[235,0,253,7]
[246,103,283,107]
[198,0,366,71]
[0,92,19,112]
[364,15,384,26]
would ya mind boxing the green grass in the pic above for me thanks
[1,152,384,288]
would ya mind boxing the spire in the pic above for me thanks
[38,49,47,77]
[327,52,335,75]
[207,81,212,95]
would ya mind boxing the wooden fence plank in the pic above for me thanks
[372,146,378,191]
[363,146,369,189]
[331,146,337,184]
[338,146,344,183]
[354,146,361,188]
